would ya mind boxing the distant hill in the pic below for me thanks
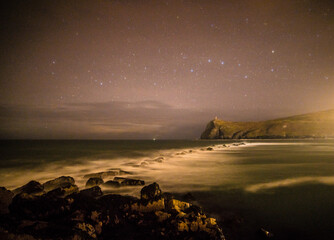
[200,109,334,139]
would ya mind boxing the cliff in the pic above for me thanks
[201,109,334,139]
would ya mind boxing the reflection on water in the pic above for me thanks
[1,139,334,239]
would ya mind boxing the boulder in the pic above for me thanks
[13,181,44,196]
[141,182,162,200]
[207,147,214,151]
[113,177,145,186]
[45,183,79,198]
[85,177,104,188]
[0,187,14,214]
[43,176,75,192]
[79,186,103,198]
[83,169,131,179]
[103,180,121,188]
[3,178,226,240]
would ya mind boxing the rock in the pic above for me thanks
[103,180,121,188]
[141,182,162,200]
[9,192,69,220]
[83,169,131,179]
[0,187,14,214]
[207,147,214,151]
[177,221,189,232]
[155,210,171,222]
[79,186,103,198]
[13,181,44,196]
[3,178,226,240]
[76,222,96,238]
[153,157,164,162]
[85,178,104,188]
[131,198,165,213]
[113,177,145,186]
[43,176,75,192]
[168,199,191,212]
[45,183,79,198]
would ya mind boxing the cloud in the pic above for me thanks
[0,100,216,139]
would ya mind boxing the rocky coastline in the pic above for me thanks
[0,175,226,240]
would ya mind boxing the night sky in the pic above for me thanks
[0,0,333,139]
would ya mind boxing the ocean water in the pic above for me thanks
[0,139,334,240]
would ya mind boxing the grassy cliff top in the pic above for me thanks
[201,109,334,139]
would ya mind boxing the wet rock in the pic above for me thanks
[3,178,226,240]
[155,210,171,222]
[76,222,96,238]
[131,198,165,213]
[9,192,69,220]
[140,161,149,167]
[167,199,191,212]
[153,156,164,162]
[0,187,14,214]
[113,177,145,186]
[102,180,121,188]
[79,186,103,198]
[85,177,104,188]
[13,181,44,196]
[83,169,131,179]
[141,182,162,200]
[45,183,79,198]
[43,176,75,192]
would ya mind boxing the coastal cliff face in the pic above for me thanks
[201,109,334,139]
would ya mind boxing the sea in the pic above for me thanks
[0,139,334,240]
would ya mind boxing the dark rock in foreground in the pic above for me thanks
[0,179,225,240]
[13,180,44,196]
[0,187,13,214]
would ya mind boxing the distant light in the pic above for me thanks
[208,59,212,63]
[244,75,248,78]
[100,82,103,86]
[190,69,194,72]
[271,68,274,72]
[221,61,224,65]
[272,50,275,53]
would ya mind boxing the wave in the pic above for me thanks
[245,176,334,192]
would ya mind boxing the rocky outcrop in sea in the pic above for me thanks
[0,176,226,240]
